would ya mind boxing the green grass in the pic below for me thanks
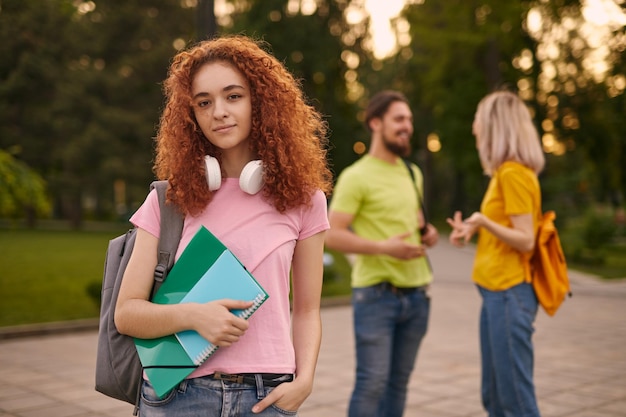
[0,228,127,327]
[0,227,353,327]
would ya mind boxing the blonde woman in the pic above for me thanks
[447,90,545,417]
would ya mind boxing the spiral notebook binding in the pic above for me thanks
[194,345,218,365]
[240,293,265,319]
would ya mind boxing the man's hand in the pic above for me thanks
[381,232,425,260]
[421,223,439,247]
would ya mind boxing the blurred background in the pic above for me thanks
[1,0,625,326]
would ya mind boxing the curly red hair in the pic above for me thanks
[154,35,332,215]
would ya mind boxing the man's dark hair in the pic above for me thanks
[364,90,409,132]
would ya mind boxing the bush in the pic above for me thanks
[563,209,614,259]
[321,250,352,298]
[583,210,615,250]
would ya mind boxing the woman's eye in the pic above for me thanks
[228,93,242,100]
[197,100,211,108]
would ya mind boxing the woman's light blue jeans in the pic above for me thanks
[348,284,430,417]
[139,375,297,417]
[478,282,540,417]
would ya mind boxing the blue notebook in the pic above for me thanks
[175,249,268,365]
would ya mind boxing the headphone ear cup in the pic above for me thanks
[239,160,264,195]
[204,156,222,191]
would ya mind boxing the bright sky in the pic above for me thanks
[364,0,407,58]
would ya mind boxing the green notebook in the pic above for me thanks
[134,226,269,398]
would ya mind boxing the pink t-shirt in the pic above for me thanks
[130,178,329,377]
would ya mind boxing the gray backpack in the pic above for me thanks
[95,181,184,414]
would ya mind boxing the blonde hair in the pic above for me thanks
[474,90,545,175]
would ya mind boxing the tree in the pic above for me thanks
[524,0,626,212]
[0,0,195,226]
[0,149,51,225]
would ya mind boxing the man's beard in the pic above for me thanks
[382,133,411,157]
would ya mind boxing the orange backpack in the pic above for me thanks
[531,210,571,316]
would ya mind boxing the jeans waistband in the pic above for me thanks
[373,281,429,296]
[210,372,293,388]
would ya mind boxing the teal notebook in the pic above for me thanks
[134,226,269,399]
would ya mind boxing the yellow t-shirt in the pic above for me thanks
[472,161,542,291]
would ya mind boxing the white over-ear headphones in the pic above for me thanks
[204,155,264,195]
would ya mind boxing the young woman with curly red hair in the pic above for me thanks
[115,35,332,417]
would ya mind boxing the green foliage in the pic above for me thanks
[0,149,51,218]
[529,1,626,209]
[0,0,195,225]
[582,209,616,251]
[559,206,623,273]
[321,249,353,298]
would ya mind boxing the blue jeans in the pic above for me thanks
[478,282,540,417]
[139,375,297,417]
[348,284,430,417]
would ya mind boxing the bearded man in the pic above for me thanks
[326,90,439,417]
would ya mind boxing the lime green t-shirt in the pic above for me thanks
[329,155,433,288]
[473,161,542,291]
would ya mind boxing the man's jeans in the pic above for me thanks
[478,282,540,417]
[348,284,430,417]
[139,375,297,417]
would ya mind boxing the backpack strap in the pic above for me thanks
[150,180,184,298]
[132,180,184,415]
[402,159,433,273]
[402,159,428,234]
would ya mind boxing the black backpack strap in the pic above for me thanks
[150,180,184,298]
[402,159,433,273]
[402,159,429,232]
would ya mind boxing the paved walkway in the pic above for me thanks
[1,240,625,416]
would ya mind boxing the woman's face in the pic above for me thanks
[191,61,252,155]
